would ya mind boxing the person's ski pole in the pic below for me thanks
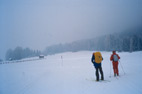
[109,62,112,78]
[119,60,126,75]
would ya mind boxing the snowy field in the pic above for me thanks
[0,51,142,94]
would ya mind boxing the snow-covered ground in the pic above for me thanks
[0,51,142,94]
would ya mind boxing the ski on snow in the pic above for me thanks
[86,78,111,83]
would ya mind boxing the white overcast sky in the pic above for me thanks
[0,0,142,59]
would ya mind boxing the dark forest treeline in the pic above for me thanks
[44,27,142,55]
[5,47,41,60]
[5,27,142,60]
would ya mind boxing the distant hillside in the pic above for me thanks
[44,27,142,55]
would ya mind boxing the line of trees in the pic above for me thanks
[43,27,142,55]
[5,27,142,60]
[5,47,41,60]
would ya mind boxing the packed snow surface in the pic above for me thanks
[0,51,142,94]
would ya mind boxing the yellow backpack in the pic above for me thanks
[94,52,103,63]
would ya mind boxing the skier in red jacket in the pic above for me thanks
[110,51,120,76]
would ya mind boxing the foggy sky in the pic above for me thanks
[0,0,142,59]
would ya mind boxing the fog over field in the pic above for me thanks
[0,0,142,59]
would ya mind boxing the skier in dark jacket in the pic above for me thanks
[91,52,104,81]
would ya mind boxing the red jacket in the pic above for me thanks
[110,53,120,62]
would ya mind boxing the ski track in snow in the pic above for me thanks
[0,51,142,94]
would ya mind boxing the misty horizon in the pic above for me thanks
[0,0,142,59]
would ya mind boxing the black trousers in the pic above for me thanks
[95,66,104,81]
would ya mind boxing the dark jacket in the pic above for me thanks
[91,54,103,68]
